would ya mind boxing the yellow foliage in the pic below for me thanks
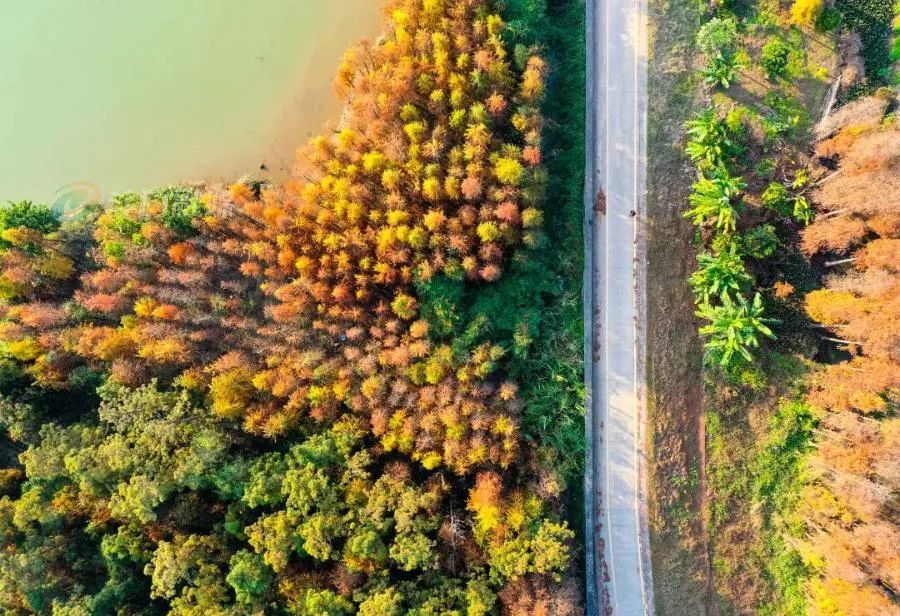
[5,338,41,361]
[133,297,159,318]
[791,0,824,25]
[476,222,500,242]
[209,367,256,419]
[419,452,442,470]
[804,289,863,326]
[37,253,74,280]
[228,182,256,203]
[138,338,188,364]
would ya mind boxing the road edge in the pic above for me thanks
[583,0,599,608]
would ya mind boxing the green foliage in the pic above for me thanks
[486,519,574,583]
[696,17,739,56]
[815,6,843,30]
[706,379,817,614]
[750,400,816,613]
[697,293,777,370]
[359,587,403,616]
[762,92,807,141]
[740,224,780,259]
[685,167,746,232]
[837,0,894,82]
[226,550,273,604]
[0,201,60,239]
[415,274,464,337]
[0,1,582,612]
[761,38,791,80]
[690,245,754,304]
[701,53,740,88]
[684,110,743,170]
[147,186,206,237]
[792,195,813,225]
[697,18,741,88]
[761,181,812,224]
[761,182,792,216]
[751,401,814,505]
[290,588,353,615]
[243,452,288,508]
[0,396,42,444]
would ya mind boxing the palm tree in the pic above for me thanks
[696,293,776,370]
[684,167,745,233]
[690,244,752,304]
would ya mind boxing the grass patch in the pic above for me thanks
[706,354,815,615]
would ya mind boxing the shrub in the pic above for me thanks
[816,6,843,31]
[761,182,792,216]
[761,38,791,80]
[702,53,740,88]
[791,0,825,25]
[0,201,60,237]
[740,225,780,259]
[755,158,777,180]
[697,17,739,57]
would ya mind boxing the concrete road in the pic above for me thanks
[582,0,653,611]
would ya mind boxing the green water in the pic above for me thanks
[0,0,380,207]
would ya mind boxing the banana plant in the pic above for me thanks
[696,293,776,369]
[701,52,739,89]
[684,110,733,170]
[685,166,745,233]
[690,244,753,305]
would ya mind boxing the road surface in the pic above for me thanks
[582,0,653,611]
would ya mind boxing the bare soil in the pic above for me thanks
[645,0,714,612]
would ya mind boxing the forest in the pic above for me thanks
[0,0,586,613]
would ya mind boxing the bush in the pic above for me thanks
[791,0,825,25]
[837,0,894,83]
[0,201,60,243]
[697,17,739,57]
[761,182,792,216]
[762,92,807,140]
[761,38,791,80]
[816,7,843,31]
[740,225,780,259]
[755,158,777,180]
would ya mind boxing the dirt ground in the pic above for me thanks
[644,0,714,613]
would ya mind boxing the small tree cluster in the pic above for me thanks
[799,103,899,613]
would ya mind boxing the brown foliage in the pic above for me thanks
[801,108,900,613]
[810,121,900,220]
[498,574,584,616]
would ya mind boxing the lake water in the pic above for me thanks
[0,0,380,208]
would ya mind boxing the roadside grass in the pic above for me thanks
[511,0,587,490]
[706,353,815,615]
[693,1,840,612]
[646,0,839,610]
[653,0,895,609]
